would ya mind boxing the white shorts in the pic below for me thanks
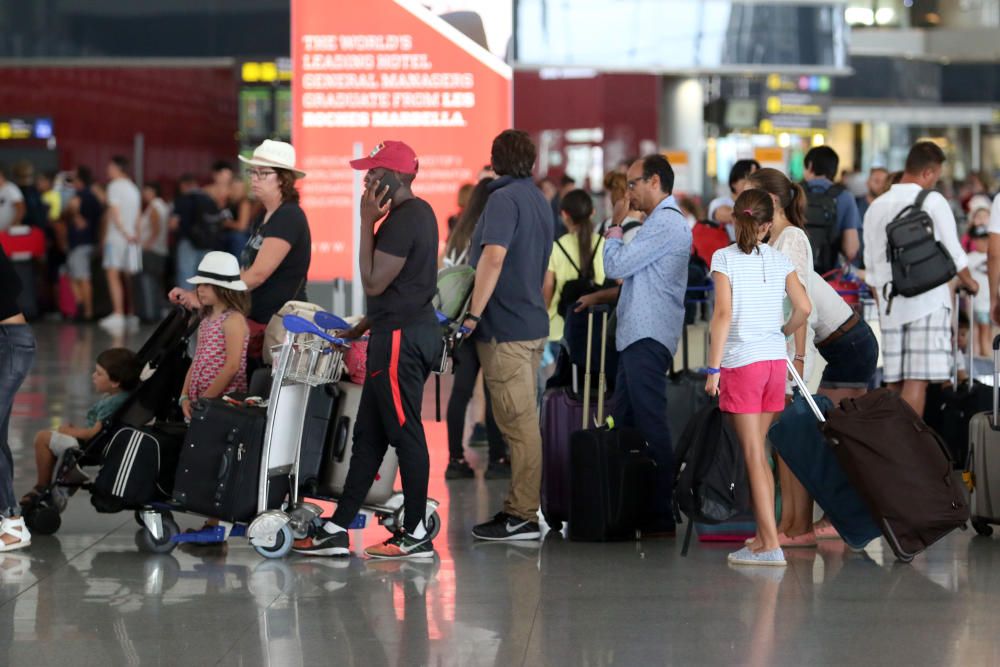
[103,239,141,273]
[881,308,952,384]
[67,244,93,280]
[49,431,81,457]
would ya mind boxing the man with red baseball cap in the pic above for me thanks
[294,140,442,560]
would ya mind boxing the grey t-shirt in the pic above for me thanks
[469,177,554,343]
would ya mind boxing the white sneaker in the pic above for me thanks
[126,315,140,328]
[99,313,125,329]
[0,517,31,552]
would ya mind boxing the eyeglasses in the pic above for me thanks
[248,168,276,180]
[626,177,648,190]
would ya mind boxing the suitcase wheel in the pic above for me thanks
[135,515,179,554]
[253,524,293,560]
[25,504,61,536]
[542,514,563,532]
[972,519,994,537]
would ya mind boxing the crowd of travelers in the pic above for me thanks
[0,131,997,565]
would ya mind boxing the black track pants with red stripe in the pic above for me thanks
[332,321,442,534]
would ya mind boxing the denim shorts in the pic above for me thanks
[818,319,879,389]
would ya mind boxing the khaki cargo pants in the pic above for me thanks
[476,337,546,522]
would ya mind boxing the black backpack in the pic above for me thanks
[883,189,956,313]
[555,236,604,317]
[803,183,844,274]
[673,401,751,555]
[187,192,231,250]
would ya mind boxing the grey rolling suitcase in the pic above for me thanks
[318,381,398,505]
[967,334,1000,536]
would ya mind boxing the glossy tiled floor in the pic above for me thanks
[4,322,1000,666]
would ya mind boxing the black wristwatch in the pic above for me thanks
[463,312,481,323]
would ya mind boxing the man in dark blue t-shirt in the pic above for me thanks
[461,129,554,542]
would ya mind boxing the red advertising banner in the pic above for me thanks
[291,0,512,281]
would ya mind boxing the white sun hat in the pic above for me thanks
[238,139,306,178]
[188,251,248,291]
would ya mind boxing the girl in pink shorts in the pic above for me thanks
[704,189,812,567]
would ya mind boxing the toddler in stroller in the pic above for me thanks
[20,307,198,534]
[22,348,139,508]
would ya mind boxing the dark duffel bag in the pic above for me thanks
[172,399,271,523]
[824,388,970,562]
[92,423,185,513]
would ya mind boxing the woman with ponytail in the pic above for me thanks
[747,167,822,547]
[705,189,811,566]
[543,189,606,346]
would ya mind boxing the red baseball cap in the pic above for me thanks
[349,141,419,174]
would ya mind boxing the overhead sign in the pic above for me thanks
[760,73,831,133]
[292,0,512,280]
[0,117,53,141]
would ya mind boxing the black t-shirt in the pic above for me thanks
[69,188,101,248]
[240,201,311,324]
[0,245,23,320]
[367,197,439,332]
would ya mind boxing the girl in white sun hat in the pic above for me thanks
[178,251,251,422]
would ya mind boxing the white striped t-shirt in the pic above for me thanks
[711,243,795,369]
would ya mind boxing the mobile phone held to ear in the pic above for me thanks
[376,172,402,208]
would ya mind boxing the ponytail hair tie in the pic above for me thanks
[743,208,753,215]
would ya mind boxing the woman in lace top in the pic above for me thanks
[747,167,819,548]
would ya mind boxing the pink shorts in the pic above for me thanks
[719,360,786,414]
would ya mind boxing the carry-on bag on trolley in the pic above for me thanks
[774,361,883,550]
[924,289,991,469]
[966,334,1000,536]
[667,320,711,445]
[318,380,399,505]
[172,399,270,523]
[568,306,656,542]
[823,384,969,562]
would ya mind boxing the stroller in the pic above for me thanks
[21,307,199,535]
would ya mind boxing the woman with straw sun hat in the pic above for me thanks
[169,140,311,370]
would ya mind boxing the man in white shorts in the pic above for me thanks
[863,141,979,414]
[100,156,142,331]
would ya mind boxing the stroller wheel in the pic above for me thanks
[25,505,61,536]
[135,515,179,554]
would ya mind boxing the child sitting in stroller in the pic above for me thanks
[22,347,140,505]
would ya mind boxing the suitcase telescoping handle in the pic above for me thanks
[786,358,826,423]
[582,305,611,429]
[954,288,975,389]
[993,334,1000,428]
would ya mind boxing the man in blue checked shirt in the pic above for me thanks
[603,154,691,535]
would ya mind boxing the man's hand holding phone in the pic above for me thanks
[361,173,400,228]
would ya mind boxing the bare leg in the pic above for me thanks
[106,268,124,315]
[122,271,133,317]
[978,324,992,364]
[33,432,57,488]
[898,379,928,415]
[732,412,780,552]
[80,279,93,319]
[70,279,84,314]
[775,454,795,534]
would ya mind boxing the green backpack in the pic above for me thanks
[433,265,475,326]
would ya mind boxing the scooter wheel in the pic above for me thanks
[135,515,179,554]
[972,519,994,537]
[425,512,441,540]
[254,524,294,559]
[25,504,61,536]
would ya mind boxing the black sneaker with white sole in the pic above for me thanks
[292,528,350,557]
[472,512,541,541]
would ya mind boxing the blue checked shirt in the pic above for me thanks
[603,196,691,355]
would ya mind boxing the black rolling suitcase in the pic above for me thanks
[568,306,656,542]
[297,383,338,494]
[91,423,185,513]
[173,399,270,522]
[923,290,990,469]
